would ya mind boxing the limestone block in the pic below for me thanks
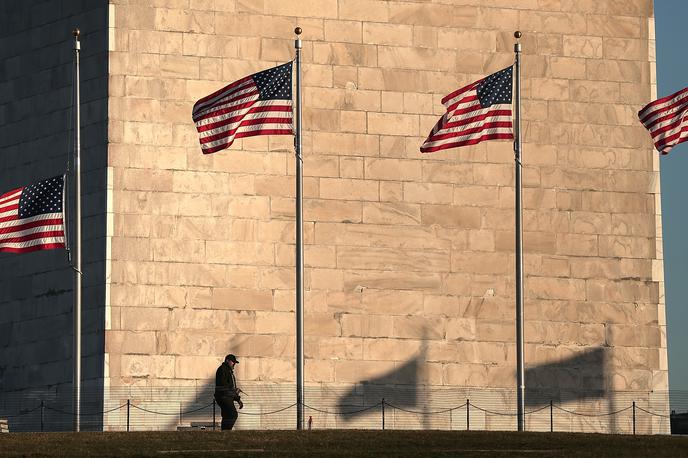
[413,26,437,48]
[334,360,396,383]
[362,202,421,225]
[423,295,463,317]
[587,15,641,38]
[319,178,379,201]
[364,158,422,181]
[359,289,423,316]
[445,317,476,341]
[324,19,362,43]
[451,251,509,275]
[340,313,394,337]
[390,3,478,28]
[312,132,379,156]
[304,312,340,336]
[121,307,169,331]
[570,80,620,103]
[305,359,335,382]
[212,288,273,311]
[343,270,441,292]
[205,241,274,265]
[115,5,155,30]
[363,23,413,46]
[314,336,363,360]
[392,315,444,339]
[316,222,447,250]
[333,65,358,88]
[378,46,456,73]
[309,268,344,291]
[340,111,367,133]
[527,277,586,301]
[338,0,389,21]
[453,186,499,207]
[255,311,294,335]
[268,0,337,18]
[106,330,157,355]
[555,233,598,257]
[598,235,653,259]
[155,8,214,33]
[362,338,423,361]
[521,11,587,35]
[313,42,377,66]
[380,181,403,202]
[367,112,419,136]
[403,182,453,204]
[340,156,364,178]
[304,199,362,223]
[437,29,495,51]
[587,60,642,83]
[181,33,238,58]
[421,204,481,228]
[175,355,218,379]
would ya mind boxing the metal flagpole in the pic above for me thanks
[294,26,305,431]
[513,30,525,432]
[72,28,82,432]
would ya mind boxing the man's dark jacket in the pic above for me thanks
[215,362,241,400]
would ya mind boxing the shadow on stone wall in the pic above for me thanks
[524,347,607,406]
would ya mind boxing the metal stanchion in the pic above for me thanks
[466,399,470,431]
[381,399,385,430]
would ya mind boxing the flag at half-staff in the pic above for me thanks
[0,175,66,254]
[192,62,294,154]
[638,86,688,155]
[421,66,513,153]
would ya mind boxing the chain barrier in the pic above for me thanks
[635,405,672,418]
[384,402,467,415]
[238,403,297,416]
[1,405,41,419]
[302,402,382,415]
[0,398,675,430]
[130,402,214,416]
[552,404,633,417]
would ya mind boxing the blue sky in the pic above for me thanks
[654,1,687,391]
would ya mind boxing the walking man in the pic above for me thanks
[214,354,243,430]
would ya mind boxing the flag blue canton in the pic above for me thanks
[18,176,63,219]
[253,62,292,101]
[476,66,513,108]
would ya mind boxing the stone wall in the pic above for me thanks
[0,0,109,429]
[105,0,666,424]
[0,0,663,432]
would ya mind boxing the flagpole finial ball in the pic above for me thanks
[73,28,80,38]
[295,27,302,35]
[514,31,522,39]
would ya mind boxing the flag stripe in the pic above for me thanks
[193,63,293,154]
[421,67,513,154]
[638,86,688,155]
[0,176,65,254]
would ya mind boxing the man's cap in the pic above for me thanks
[225,354,239,364]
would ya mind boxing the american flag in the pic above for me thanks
[192,62,294,154]
[0,175,65,254]
[421,66,513,153]
[638,86,688,155]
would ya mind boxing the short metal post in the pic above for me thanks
[381,398,385,430]
[179,403,182,426]
[126,399,130,432]
[550,400,553,433]
[40,400,45,432]
[449,408,452,431]
[466,399,470,431]
[308,416,313,430]
[632,401,636,435]
[213,399,216,430]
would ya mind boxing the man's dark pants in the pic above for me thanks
[215,396,238,430]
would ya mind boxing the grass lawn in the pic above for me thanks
[0,430,686,457]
